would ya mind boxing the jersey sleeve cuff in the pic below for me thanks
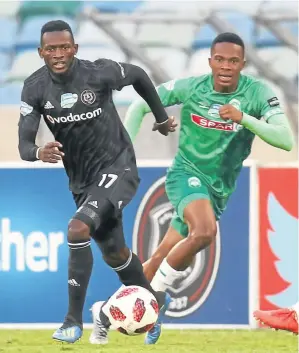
[36,147,41,160]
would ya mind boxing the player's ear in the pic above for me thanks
[74,44,78,55]
[241,60,246,70]
[208,58,212,68]
[38,47,43,59]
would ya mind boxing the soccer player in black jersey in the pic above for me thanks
[18,20,176,343]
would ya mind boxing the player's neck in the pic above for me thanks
[214,83,238,93]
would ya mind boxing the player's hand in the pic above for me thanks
[38,141,64,163]
[219,104,243,123]
[152,116,178,136]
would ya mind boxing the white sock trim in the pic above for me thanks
[113,251,133,272]
[159,258,183,280]
[68,240,91,249]
[151,259,184,292]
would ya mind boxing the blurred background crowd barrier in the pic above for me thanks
[0,0,297,162]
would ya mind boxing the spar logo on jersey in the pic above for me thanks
[191,114,243,132]
[46,108,102,124]
[132,176,221,318]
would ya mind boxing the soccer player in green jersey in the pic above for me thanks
[89,32,294,345]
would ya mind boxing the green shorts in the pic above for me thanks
[165,167,228,237]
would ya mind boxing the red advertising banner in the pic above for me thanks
[259,167,298,310]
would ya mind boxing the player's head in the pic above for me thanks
[209,32,246,92]
[38,20,78,74]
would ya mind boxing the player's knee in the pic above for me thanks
[68,219,90,242]
[102,246,130,268]
[188,222,217,250]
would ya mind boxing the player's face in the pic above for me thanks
[209,42,245,92]
[39,31,78,74]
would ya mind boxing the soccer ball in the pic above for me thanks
[104,285,159,336]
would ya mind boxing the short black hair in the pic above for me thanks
[211,32,245,53]
[40,20,74,45]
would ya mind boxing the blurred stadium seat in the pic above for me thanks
[84,1,143,13]
[76,46,126,62]
[0,82,22,105]
[187,49,211,76]
[17,1,81,24]
[137,22,196,49]
[0,18,17,52]
[77,20,114,46]
[0,0,297,162]
[145,47,188,77]
[6,50,44,82]
[257,47,298,80]
[16,16,77,53]
[0,1,20,17]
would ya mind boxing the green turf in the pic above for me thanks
[0,330,297,353]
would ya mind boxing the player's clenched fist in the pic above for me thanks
[219,104,243,123]
[38,141,64,163]
[152,116,178,136]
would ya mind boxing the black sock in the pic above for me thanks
[64,239,93,328]
[113,252,165,308]
[99,301,112,328]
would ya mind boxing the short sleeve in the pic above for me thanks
[156,77,193,107]
[94,59,135,91]
[253,82,284,121]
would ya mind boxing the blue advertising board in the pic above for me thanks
[0,166,250,325]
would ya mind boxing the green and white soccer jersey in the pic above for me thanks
[156,74,283,232]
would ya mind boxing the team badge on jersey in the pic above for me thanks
[208,104,221,117]
[81,90,96,105]
[132,176,220,318]
[61,93,78,108]
[188,177,201,188]
[267,97,280,107]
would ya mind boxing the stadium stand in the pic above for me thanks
[0,0,297,162]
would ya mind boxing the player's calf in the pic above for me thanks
[96,229,167,308]
[61,219,93,329]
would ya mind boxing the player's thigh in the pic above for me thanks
[166,168,220,237]
[73,164,139,234]
[183,199,216,236]
[166,168,210,221]
[94,161,139,210]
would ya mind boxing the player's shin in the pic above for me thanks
[102,246,166,308]
[65,238,93,327]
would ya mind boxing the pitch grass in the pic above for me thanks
[0,329,297,353]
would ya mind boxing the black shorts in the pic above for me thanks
[72,148,140,235]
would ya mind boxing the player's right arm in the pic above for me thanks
[124,78,191,142]
[18,81,64,163]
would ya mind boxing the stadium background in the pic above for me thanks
[0,0,297,331]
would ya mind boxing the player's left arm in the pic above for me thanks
[241,112,294,151]
[220,84,294,151]
[97,59,172,136]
